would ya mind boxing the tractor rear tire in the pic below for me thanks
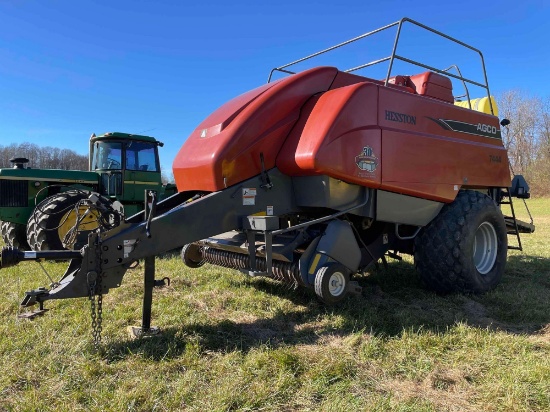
[1,221,29,249]
[27,191,101,251]
[314,263,350,304]
[181,243,205,268]
[414,190,507,294]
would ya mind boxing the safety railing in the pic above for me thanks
[267,17,494,114]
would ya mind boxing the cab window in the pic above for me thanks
[125,141,159,172]
[92,142,122,170]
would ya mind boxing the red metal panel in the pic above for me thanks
[409,72,454,103]
[378,86,507,146]
[175,66,510,203]
[329,71,372,89]
[277,82,381,188]
[330,71,416,94]
[187,81,277,135]
[173,67,339,192]
[381,130,509,202]
[388,75,417,92]
[279,74,509,202]
[378,86,510,202]
[275,96,320,176]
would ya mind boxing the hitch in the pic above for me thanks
[18,288,50,319]
[20,287,50,307]
[3,246,82,319]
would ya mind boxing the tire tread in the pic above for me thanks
[414,190,507,294]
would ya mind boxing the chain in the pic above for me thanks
[87,272,103,349]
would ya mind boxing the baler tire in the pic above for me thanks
[314,263,350,305]
[414,190,507,294]
[181,243,204,268]
[26,191,100,251]
[1,221,29,249]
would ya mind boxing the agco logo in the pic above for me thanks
[355,146,378,172]
[477,123,497,135]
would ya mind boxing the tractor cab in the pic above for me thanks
[89,132,166,213]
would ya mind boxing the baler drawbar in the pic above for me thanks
[1,18,534,343]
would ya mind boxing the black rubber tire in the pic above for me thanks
[414,190,508,294]
[314,263,350,304]
[27,191,92,251]
[181,243,204,268]
[1,221,29,249]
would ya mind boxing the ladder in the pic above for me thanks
[500,188,535,251]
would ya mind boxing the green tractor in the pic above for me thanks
[0,132,177,250]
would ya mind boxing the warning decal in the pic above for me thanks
[243,188,257,205]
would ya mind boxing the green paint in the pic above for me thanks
[0,132,177,233]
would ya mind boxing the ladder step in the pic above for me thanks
[504,217,535,234]
[508,246,522,251]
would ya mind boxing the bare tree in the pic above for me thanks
[498,90,540,173]
[497,90,550,196]
[0,142,88,170]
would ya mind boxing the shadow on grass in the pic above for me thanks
[104,254,550,361]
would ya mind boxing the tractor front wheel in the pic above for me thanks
[414,190,507,294]
[1,221,29,249]
[26,191,105,251]
[314,263,350,304]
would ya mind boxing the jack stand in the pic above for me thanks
[128,255,160,339]
[127,325,160,339]
[18,300,49,320]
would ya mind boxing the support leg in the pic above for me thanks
[142,256,155,331]
[128,255,160,338]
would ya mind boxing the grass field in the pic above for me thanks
[1,199,548,411]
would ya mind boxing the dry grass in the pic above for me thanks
[0,198,549,411]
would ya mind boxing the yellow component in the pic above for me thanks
[308,253,322,275]
[455,96,498,116]
[221,159,237,185]
[58,206,102,248]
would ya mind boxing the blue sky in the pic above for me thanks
[0,0,548,172]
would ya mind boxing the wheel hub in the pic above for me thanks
[328,271,346,296]
[473,221,498,275]
[58,206,102,248]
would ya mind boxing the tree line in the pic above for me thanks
[0,142,175,183]
[498,91,550,197]
[0,142,88,170]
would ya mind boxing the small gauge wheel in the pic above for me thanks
[314,263,350,304]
